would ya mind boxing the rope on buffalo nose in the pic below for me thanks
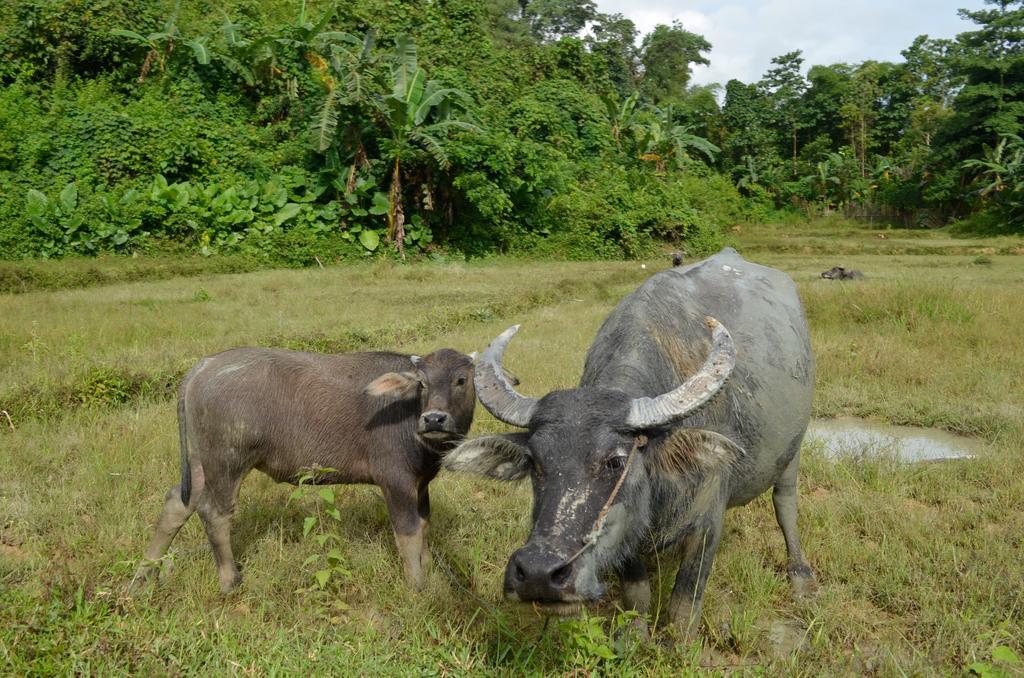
[563,434,647,566]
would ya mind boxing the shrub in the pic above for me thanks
[523,165,731,259]
[0,0,162,83]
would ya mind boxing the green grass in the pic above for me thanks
[0,254,268,295]
[736,217,1024,256]
[2,221,1023,674]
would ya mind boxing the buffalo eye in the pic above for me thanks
[455,376,466,386]
[605,455,626,471]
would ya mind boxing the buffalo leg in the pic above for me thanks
[383,480,429,591]
[772,451,817,598]
[620,557,651,614]
[416,479,433,573]
[668,506,725,640]
[130,483,198,589]
[619,556,651,639]
[196,473,244,593]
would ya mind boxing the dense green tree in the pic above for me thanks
[674,84,723,145]
[896,36,959,167]
[521,0,597,41]
[801,64,854,150]
[869,61,918,157]
[639,22,711,105]
[948,1,1024,149]
[587,12,638,93]
[902,35,962,105]
[481,0,534,46]
[924,0,1024,209]
[720,79,778,171]
[839,62,884,178]
[759,51,807,176]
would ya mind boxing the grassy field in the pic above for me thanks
[2,222,1023,675]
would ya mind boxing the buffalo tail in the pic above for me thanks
[178,389,191,506]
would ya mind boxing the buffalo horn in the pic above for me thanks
[625,317,736,429]
[474,325,537,428]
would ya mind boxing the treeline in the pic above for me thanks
[0,0,1020,262]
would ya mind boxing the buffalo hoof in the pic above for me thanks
[402,555,429,592]
[219,571,242,594]
[615,614,651,645]
[127,559,162,593]
[662,622,701,653]
[667,596,702,644]
[788,563,818,599]
[127,572,153,593]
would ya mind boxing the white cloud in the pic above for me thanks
[596,0,987,85]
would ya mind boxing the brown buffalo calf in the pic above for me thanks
[132,347,475,592]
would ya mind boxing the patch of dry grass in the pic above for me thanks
[0,260,644,421]
[736,218,1024,256]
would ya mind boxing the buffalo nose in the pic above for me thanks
[507,549,575,600]
[422,411,448,429]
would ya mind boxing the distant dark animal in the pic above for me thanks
[671,251,685,267]
[444,248,816,636]
[132,347,476,593]
[821,266,865,280]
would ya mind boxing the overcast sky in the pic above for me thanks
[596,0,989,86]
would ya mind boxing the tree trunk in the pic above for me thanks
[388,157,405,259]
[860,117,867,179]
[791,125,797,177]
[345,141,369,194]
[139,49,157,83]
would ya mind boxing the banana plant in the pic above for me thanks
[600,91,640,150]
[372,36,480,256]
[802,155,843,208]
[963,134,1024,224]
[735,155,761,193]
[111,0,209,81]
[309,30,377,154]
[637,105,719,173]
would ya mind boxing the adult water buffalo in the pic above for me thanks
[444,248,816,635]
[132,347,476,593]
[821,265,865,280]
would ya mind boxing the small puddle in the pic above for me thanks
[807,417,981,463]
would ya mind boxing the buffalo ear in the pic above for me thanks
[365,371,420,399]
[650,428,744,477]
[443,433,532,481]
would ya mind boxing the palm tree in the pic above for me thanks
[372,36,479,256]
